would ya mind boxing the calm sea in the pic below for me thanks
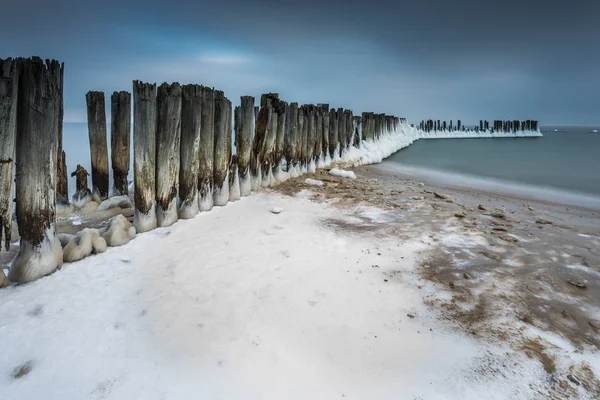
[381,126,600,209]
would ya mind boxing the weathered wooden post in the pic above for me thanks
[9,57,63,283]
[71,165,89,192]
[56,63,68,203]
[155,82,181,226]
[228,154,240,201]
[314,107,323,165]
[458,120,462,131]
[133,80,157,232]
[345,110,353,147]
[213,90,231,205]
[353,116,361,147]
[86,91,109,200]
[179,84,202,218]
[0,58,19,253]
[285,102,299,176]
[318,104,329,161]
[300,106,309,169]
[110,91,131,196]
[337,108,345,156]
[329,109,339,158]
[236,96,254,196]
[199,86,215,210]
[274,100,287,180]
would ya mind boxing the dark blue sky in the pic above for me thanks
[2,0,599,125]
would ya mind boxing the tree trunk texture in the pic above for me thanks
[133,81,157,233]
[0,58,19,253]
[56,63,68,203]
[10,57,63,284]
[178,84,202,218]
[236,96,254,196]
[155,82,181,227]
[110,90,131,196]
[198,86,214,211]
[85,91,109,200]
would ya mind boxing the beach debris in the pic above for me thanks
[479,250,502,261]
[492,227,508,232]
[410,196,424,201]
[567,374,581,386]
[463,272,473,280]
[433,192,451,201]
[528,206,535,211]
[417,182,425,187]
[407,313,415,319]
[499,235,519,243]
[12,361,33,379]
[270,207,283,214]
[567,280,587,289]
[478,204,487,211]
[454,212,467,218]
[489,209,507,219]
[589,319,599,331]
[535,218,553,225]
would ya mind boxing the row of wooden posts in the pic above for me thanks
[85,85,405,232]
[419,119,540,133]
[1,57,406,284]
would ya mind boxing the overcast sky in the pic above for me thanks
[2,0,599,125]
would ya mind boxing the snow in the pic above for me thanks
[97,195,133,212]
[178,192,199,220]
[305,178,324,186]
[62,228,107,262]
[100,215,137,247]
[0,191,552,400]
[329,168,356,179]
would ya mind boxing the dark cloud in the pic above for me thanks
[1,0,598,124]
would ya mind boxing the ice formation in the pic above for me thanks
[329,168,356,179]
[62,228,107,263]
[100,214,136,247]
[8,224,63,284]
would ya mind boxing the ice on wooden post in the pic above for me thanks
[254,93,278,188]
[56,63,68,204]
[236,96,254,196]
[228,154,240,201]
[86,91,109,200]
[133,81,157,233]
[305,106,316,172]
[9,57,63,283]
[155,82,181,227]
[198,86,215,211]
[178,84,202,219]
[213,91,231,206]
[0,58,19,254]
[111,91,131,196]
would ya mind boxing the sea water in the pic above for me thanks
[382,127,600,209]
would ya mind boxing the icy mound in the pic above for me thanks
[329,168,356,179]
[101,214,136,247]
[63,228,107,263]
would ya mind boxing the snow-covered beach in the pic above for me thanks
[2,159,600,399]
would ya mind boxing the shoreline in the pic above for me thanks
[1,159,599,398]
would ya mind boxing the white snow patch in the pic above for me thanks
[329,168,356,179]
[97,195,133,212]
[100,215,136,247]
[63,228,107,262]
[305,178,324,186]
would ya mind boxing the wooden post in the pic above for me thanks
[9,57,63,283]
[56,63,68,203]
[306,106,316,170]
[353,116,361,147]
[155,82,181,226]
[314,107,323,163]
[228,154,240,201]
[285,102,299,175]
[179,84,202,218]
[318,104,329,160]
[329,109,338,158]
[345,110,353,146]
[236,96,254,196]
[198,87,214,211]
[274,100,287,179]
[0,58,19,253]
[110,91,131,196]
[256,93,278,186]
[337,108,345,156]
[71,165,89,192]
[213,90,231,206]
[300,106,309,169]
[133,81,157,232]
[85,91,109,200]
